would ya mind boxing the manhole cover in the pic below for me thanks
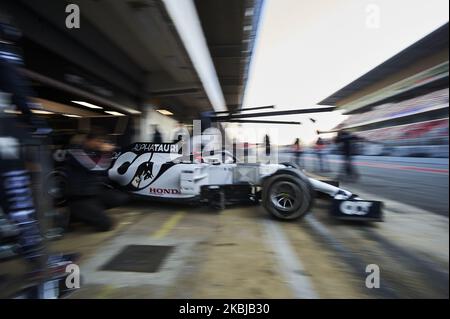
[100,245,174,273]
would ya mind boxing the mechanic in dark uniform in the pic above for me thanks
[264,134,271,156]
[314,135,328,172]
[152,125,163,143]
[335,130,359,181]
[0,22,47,272]
[0,21,77,289]
[173,123,189,155]
[292,138,303,168]
[65,131,129,232]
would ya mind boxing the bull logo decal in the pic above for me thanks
[131,160,154,188]
[109,151,175,191]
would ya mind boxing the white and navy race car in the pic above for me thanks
[105,142,383,221]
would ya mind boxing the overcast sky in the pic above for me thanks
[240,0,449,145]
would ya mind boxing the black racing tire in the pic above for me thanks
[262,173,313,220]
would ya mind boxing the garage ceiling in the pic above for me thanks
[3,0,263,120]
[194,0,263,113]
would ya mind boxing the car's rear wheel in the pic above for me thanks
[262,173,313,220]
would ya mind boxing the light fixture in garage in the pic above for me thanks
[105,110,126,116]
[31,109,54,115]
[128,109,142,115]
[72,101,104,109]
[156,109,174,116]
[245,8,254,16]
[243,25,253,32]
[63,114,81,118]
[3,109,22,115]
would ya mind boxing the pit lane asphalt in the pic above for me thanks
[45,188,448,299]
[281,154,449,216]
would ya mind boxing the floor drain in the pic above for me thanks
[100,245,174,273]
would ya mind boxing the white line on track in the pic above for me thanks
[263,219,319,299]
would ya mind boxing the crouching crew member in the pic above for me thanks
[65,131,129,232]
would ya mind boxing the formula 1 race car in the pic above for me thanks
[106,142,383,221]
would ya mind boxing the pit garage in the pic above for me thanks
[0,0,448,300]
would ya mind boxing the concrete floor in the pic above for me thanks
[43,191,449,299]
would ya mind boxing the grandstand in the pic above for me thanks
[319,23,449,157]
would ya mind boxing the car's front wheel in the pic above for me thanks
[262,173,313,220]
